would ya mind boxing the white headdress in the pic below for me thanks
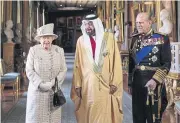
[81,14,104,64]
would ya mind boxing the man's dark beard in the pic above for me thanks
[86,30,95,36]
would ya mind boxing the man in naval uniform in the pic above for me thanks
[128,12,171,123]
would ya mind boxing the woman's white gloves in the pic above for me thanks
[39,83,52,91]
[39,79,56,91]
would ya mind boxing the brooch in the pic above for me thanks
[55,48,59,53]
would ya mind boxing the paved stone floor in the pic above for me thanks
[1,53,175,123]
[61,53,133,123]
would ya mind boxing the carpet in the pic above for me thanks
[1,97,27,123]
[1,54,133,123]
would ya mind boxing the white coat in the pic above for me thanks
[25,44,67,123]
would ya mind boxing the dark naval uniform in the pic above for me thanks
[128,29,171,123]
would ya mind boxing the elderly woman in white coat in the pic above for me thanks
[25,23,67,123]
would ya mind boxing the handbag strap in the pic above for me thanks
[52,77,59,92]
[55,77,59,90]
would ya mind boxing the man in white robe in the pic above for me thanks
[71,14,123,123]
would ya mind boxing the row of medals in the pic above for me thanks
[136,38,161,63]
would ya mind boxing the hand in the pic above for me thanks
[145,79,157,90]
[109,85,117,94]
[75,87,82,98]
[128,87,132,95]
[39,82,53,91]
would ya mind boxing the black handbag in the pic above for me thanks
[52,77,66,107]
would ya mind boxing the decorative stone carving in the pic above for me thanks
[25,27,31,44]
[4,20,14,43]
[159,9,173,34]
[31,28,38,44]
[25,27,37,44]
[162,1,172,12]
[114,25,120,42]
[15,23,22,44]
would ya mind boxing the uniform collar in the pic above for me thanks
[145,29,153,36]
[140,29,153,39]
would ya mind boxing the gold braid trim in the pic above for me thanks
[153,69,168,84]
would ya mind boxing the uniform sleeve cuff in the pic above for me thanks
[152,69,168,84]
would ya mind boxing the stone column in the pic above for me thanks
[6,1,12,20]
[0,1,3,26]
[97,2,101,19]
[178,1,180,42]
[105,0,110,29]
[42,3,45,25]
[115,1,121,50]
[29,0,32,41]
[37,2,40,28]
[22,1,29,37]
[12,1,17,25]
[120,1,124,43]
[124,1,128,50]
[116,1,120,28]
[156,1,161,30]
[111,1,114,29]
[17,0,20,23]
[172,1,177,42]
[130,2,135,32]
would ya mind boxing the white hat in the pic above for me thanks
[35,23,58,41]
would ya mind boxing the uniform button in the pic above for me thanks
[149,53,151,55]
[136,49,139,51]
[149,58,151,60]
[149,63,151,65]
